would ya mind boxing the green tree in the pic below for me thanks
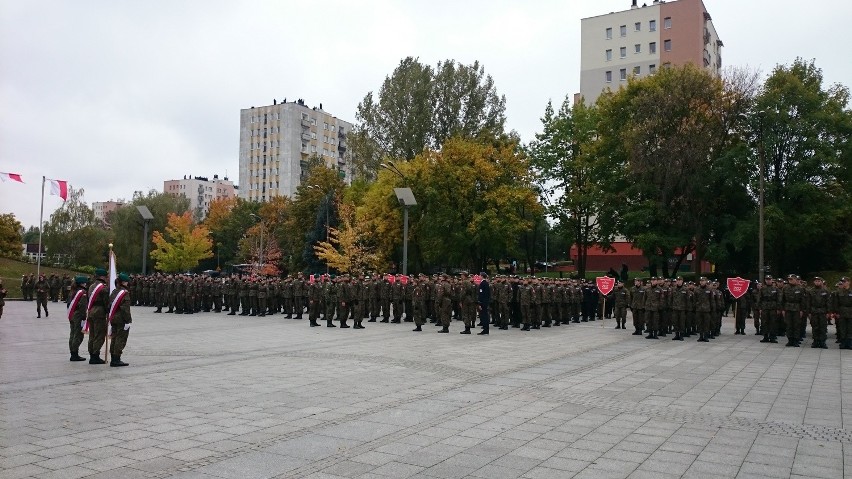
[596,64,753,277]
[353,57,507,178]
[42,187,110,267]
[21,225,39,244]
[753,58,852,274]
[0,213,23,258]
[528,97,616,277]
[203,197,260,269]
[110,190,190,273]
[150,212,213,272]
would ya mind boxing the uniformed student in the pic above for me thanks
[107,273,132,367]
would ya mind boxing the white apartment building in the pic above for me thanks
[238,99,353,202]
[579,0,723,103]
[164,174,236,219]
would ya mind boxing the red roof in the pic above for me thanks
[570,242,644,257]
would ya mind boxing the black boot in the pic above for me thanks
[698,334,709,342]
[70,352,86,362]
[340,321,350,328]
[110,355,128,367]
[327,320,336,327]
[632,328,643,335]
[413,325,422,332]
[820,340,828,349]
[438,326,449,333]
[521,324,530,331]
[89,355,106,364]
[460,327,471,334]
[645,331,655,339]
[309,319,319,327]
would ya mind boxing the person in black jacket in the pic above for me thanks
[478,273,491,335]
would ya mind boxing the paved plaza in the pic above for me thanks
[1,300,851,479]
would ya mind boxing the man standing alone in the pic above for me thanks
[478,273,491,335]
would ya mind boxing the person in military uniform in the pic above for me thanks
[781,274,807,347]
[831,277,852,349]
[338,275,354,328]
[86,268,110,364]
[35,273,49,318]
[390,275,404,323]
[436,274,452,333]
[107,273,132,367]
[694,277,713,342]
[758,276,779,343]
[670,277,689,340]
[323,274,338,327]
[67,276,88,361]
[733,282,750,335]
[519,278,532,331]
[411,277,426,332]
[477,273,491,335]
[48,273,60,302]
[808,276,830,348]
[643,277,662,339]
[307,275,322,327]
[61,274,72,302]
[612,281,630,330]
[629,278,646,335]
[293,274,305,319]
[0,279,7,319]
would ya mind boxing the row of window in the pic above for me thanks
[605,39,671,60]
[605,64,660,82]
[605,17,671,39]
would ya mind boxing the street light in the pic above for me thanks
[381,162,415,275]
[756,110,766,282]
[249,213,264,275]
[307,184,330,274]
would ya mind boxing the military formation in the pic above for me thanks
[122,271,852,349]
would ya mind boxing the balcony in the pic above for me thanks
[301,132,311,141]
[300,145,310,154]
[301,117,311,127]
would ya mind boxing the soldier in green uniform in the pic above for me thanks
[808,276,830,348]
[411,278,426,331]
[293,275,305,319]
[390,276,404,323]
[0,279,7,319]
[61,274,72,303]
[307,276,322,326]
[323,275,338,327]
[380,276,391,322]
[670,277,689,340]
[519,278,532,331]
[48,273,59,302]
[257,278,268,317]
[87,268,110,364]
[781,274,807,347]
[35,273,49,318]
[644,278,661,339]
[67,276,88,361]
[108,273,132,367]
[612,281,630,330]
[436,274,452,333]
[338,276,354,328]
[831,277,851,349]
[247,277,258,316]
[630,278,645,335]
[694,277,713,342]
[758,276,779,343]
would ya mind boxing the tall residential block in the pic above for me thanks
[238,99,353,202]
[163,174,236,219]
[579,0,723,103]
[92,200,125,226]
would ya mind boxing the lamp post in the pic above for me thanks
[249,213,264,275]
[380,162,415,276]
[307,185,330,274]
[756,110,766,282]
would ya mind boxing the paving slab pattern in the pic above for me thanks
[1,301,851,478]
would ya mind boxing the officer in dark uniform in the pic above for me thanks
[477,273,491,335]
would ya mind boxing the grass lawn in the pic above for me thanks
[0,258,85,299]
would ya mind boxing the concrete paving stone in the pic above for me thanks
[369,461,424,477]
[34,453,91,470]
[738,461,792,478]
[320,459,377,477]
[82,454,138,472]
[522,466,578,479]
[351,451,400,467]
[32,464,96,479]
[196,451,308,479]
[2,463,51,479]
[539,456,592,472]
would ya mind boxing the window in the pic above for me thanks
[606,49,612,61]
[606,27,612,39]
[620,25,627,37]
[664,39,672,51]
[664,17,672,29]
[634,66,641,75]
[620,68,627,81]
[650,19,657,31]
[605,71,612,83]
[635,43,641,54]
[635,22,641,31]
[619,47,626,58]
[649,42,657,54]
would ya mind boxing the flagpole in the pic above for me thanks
[37,176,45,277]
[104,243,113,363]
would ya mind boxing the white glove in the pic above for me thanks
[124,324,131,331]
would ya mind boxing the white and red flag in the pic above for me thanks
[0,172,24,183]
[47,178,68,200]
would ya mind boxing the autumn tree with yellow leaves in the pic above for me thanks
[150,212,213,272]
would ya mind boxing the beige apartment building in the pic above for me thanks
[579,0,723,103]
[92,200,124,226]
[238,99,353,202]
[164,174,236,219]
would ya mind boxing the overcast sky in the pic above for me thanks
[2,0,850,228]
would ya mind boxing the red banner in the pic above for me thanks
[596,276,615,296]
[727,277,750,299]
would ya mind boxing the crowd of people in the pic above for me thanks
[121,271,851,348]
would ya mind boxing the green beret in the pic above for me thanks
[118,273,130,282]
[75,275,89,284]
[94,268,107,276]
